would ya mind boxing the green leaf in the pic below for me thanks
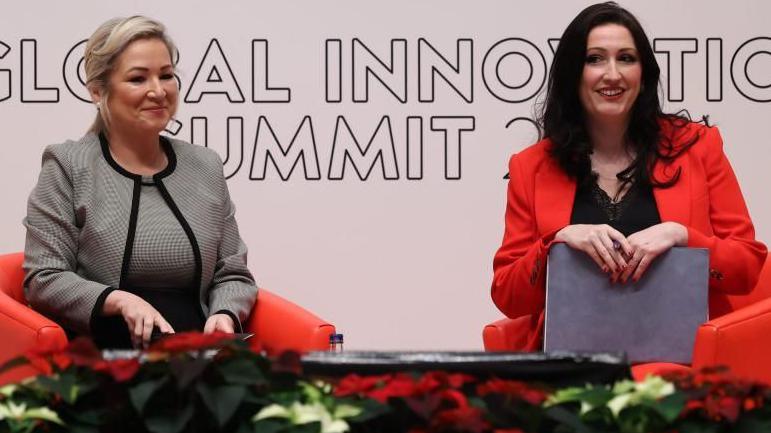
[270,390,306,407]
[543,405,600,433]
[617,406,664,433]
[252,419,288,433]
[548,386,615,411]
[217,358,266,386]
[64,407,103,429]
[648,392,686,423]
[575,387,616,409]
[144,403,194,433]
[287,421,322,433]
[36,373,80,404]
[735,415,771,433]
[129,377,169,415]
[170,357,210,390]
[346,399,389,423]
[197,383,246,428]
[677,419,722,433]
[67,423,101,433]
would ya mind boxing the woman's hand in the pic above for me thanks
[555,224,633,273]
[619,222,688,282]
[103,290,175,348]
[204,313,235,334]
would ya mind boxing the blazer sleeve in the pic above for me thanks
[491,153,561,319]
[685,127,767,294]
[206,156,258,333]
[23,144,112,334]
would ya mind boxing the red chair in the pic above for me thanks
[484,257,771,383]
[0,252,335,385]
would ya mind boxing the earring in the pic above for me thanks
[95,102,101,111]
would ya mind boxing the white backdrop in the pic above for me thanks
[1,0,770,350]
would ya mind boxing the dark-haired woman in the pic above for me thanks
[491,2,767,351]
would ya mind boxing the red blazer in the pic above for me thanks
[491,121,768,351]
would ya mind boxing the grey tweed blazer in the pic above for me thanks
[23,132,258,335]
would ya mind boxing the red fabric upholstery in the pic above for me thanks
[483,315,534,352]
[245,290,335,356]
[484,257,771,384]
[631,363,691,381]
[0,252,335,384]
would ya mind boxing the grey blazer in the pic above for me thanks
[23,132,257,335]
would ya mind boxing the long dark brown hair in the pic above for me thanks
[538,2,703,189]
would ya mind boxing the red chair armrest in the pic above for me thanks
[0,292,67,384]
[244,289,335,355]
[692,297,771,384]
[483,315,533,351]
[0,252,25,302]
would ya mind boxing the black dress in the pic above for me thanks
[90,172,205,349]
[570,177,661,235]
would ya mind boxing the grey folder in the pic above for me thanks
[544,244,708,364]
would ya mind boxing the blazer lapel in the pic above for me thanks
[652,155,691,224]
[534,160,576,236]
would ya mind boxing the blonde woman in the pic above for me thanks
[23,16,257,349]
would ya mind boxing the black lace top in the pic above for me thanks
[570,178,661,237]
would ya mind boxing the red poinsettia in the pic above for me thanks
[93,358,141,383]
[369,373,420,403]
[24,336,71,375]
[65,337,104,367]
[431,406,490,433]
[704,395,742,422]
[477,378,547,405]
[666,366,769,423]
[148,331,233,353]
[334,374,391,397]
[416,371,474,394]
[336,371,476,403]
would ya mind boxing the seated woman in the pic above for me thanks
[491,2,767,351]
[23,16,258,349]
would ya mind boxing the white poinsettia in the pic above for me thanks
[254,401,361,433]
[545,375,676,417]
[254,381,362,433]
[607,376,675,416]
[0,401,63,425]
[0,385,17,398]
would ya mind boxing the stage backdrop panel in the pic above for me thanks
[1,0,769,350]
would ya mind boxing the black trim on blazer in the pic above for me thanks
[214,309,243,333]
[98,133,177,180]
[119,178,143,288]
[154,178,207,324]
[89,286,117,332]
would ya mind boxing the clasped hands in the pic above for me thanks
[103,290,235,349]
[554,222,688,283]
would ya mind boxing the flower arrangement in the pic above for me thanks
[0,333,769,433]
